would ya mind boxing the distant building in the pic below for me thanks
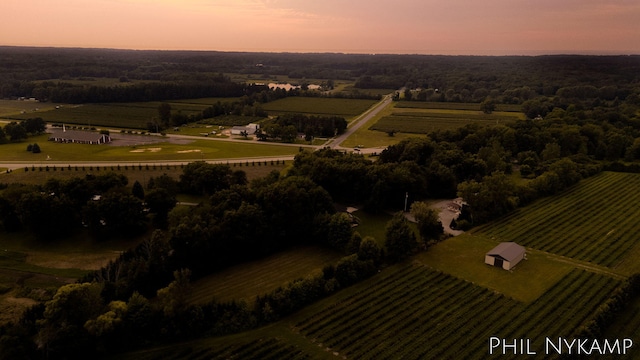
[49,130,111,144]
[485,242,526,270]
[231,123,260,135]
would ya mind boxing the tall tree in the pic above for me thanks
[384,212,417,263]
[410,201,444,245]
[158,102,172,126]
[131,180,145,200]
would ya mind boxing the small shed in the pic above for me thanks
[485,242,526,270]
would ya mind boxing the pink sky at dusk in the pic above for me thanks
[2,0,639,55]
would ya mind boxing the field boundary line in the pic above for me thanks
[531,248,627,280]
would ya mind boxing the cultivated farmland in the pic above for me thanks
[188,246,341,304]
[261,97,378,120]
[127,265,621,360]
[1,98,234,129]
[474,171,640,273]
[370,101,524,134]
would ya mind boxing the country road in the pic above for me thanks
[324,94,393,152]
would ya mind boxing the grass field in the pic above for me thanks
[0,231,143,324]
[261,97,378,120]
[0,161,287,190]
[0,98,238,129]
[370,101,525,134]
[0,134,300,163]
[188,246,341,304]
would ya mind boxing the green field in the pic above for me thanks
[339,100,525,149]
[0,161,287,189]
[0,232,142,324]
[127,265,620,360]
[188,246,341,304]
[261,97,378,120]
[370,101,524,134]
[395,101,522,112]
[473,171,640,274]
[0,98,236,129]
[0,134,300,163]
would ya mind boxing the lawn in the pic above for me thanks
[0,134,300,162]
[414,234,572,302]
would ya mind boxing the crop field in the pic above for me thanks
[261,97,378,120]
[370,104,524,134]
[0,99,60,118]
[1,98,235,129]
[293,265,616,360]
[473,171,640,274]
[395,101,522,112]
[133,264,620,360]
[188,246,341,304]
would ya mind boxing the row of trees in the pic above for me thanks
[0,172,177,239]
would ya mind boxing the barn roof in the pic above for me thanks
[49,130,106,142]
[486,242,525,262]
[49,130,110,142]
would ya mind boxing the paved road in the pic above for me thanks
[324,94,392,154]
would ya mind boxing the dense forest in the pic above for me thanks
[2,47,640,107]
[2,48,640,358]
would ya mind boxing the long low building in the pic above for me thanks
[49,130,111,144]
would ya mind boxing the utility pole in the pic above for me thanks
[404,192,408,212]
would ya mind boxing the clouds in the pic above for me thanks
[1,0,638,54]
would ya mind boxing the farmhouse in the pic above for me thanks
[49,130,111,144]
[485,242,526,270]
[231,123,260,135]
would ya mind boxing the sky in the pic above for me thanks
[2,0,639,55]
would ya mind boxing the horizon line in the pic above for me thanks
[1,44,638,57]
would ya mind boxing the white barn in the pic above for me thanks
[485,242,526,270]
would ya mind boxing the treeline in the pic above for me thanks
[0,173,156,238]
[257,114,348,142]
[0,117,46,142]
[26,79,244,104]
[4,47,640,109]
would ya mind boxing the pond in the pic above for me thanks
[268,83,321,91]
